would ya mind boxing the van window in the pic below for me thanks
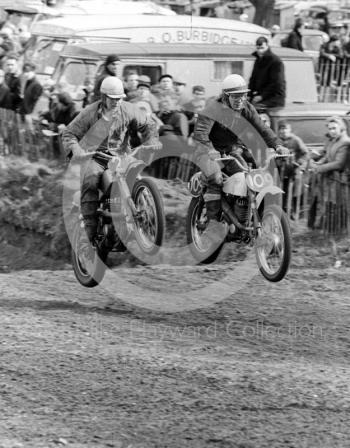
[213,61,244,80]
[32,38,68,75]
[122,65,162,85]
[61,61,97,89]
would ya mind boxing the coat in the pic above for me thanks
[21,77,43,115]
[193,96,280,160]
[248,48,286,108]
[4,73,21,111]
[61,100,159,158]
[285,29,303,52]
[316,133,350,174]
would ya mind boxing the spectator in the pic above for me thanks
[277,120,309,215]
[248,36,286,108]
[20,62,43,116]
[182,85,206,113]
[270,24,280,38]
[152,74,177,101]
[4,53,21,111]
[182,85,207,136]
[284,18,304,52]
[124,72,139,101]
[0,28,14,62]
[319,35,344,90]
[90,53,120,103]
[311,116,350,174]
[41,92,78,158]
[157,95,189,137]
[0,69,11,109]
[173,78,190,106]
[130,75,159,112]
[33,78,56,118]
[309,116,350,266]
[2,11,22,37]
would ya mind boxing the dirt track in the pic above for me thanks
[1,234,350,448]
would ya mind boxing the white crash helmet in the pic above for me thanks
[100,76,125,98]
[222,74,250,95]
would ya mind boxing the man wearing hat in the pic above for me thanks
[90,53,120,103]
[130,75,159,112]
[152,74,177,101]
[193,73,287,248]
[173,78,190,106]
[248,36,286,108]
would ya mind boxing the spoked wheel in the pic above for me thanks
[255,204,291,282]
[132,178,165,255]
[186,197,223,264]
[71,222,108,288]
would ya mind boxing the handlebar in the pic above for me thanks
[216,150,291,171]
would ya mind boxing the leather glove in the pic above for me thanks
[199,154,223,185]
[71,145,87,161]
[275,145,290,156]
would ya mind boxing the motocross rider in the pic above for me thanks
[193,74,287,247]
[61,76,161,245]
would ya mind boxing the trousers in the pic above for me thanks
[80,158,105,241]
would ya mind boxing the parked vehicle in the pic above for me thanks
[51,41,318,106]
[271,28,328,66]
[186,152,292,282]
[70,147,165,287]
[25,14,271,80]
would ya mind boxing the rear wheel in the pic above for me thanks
[255,204,291,282]
[132,178,165,255]
[186,196,223,264]
[71,221,108,288]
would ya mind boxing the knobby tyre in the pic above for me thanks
[71,222,108,288]
[186,196,223,264]
[132,178,165,256]
[255,204,291,282]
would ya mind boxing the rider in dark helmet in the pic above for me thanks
[62,76,161,245]
[193,74,287,249]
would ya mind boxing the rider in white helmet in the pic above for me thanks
[193,73,287,249]
[62,76,162,245]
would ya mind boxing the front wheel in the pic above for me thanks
[255,204,291,282]
[186,196,223,264]
[131,178,165,255]
[71,221,108,288]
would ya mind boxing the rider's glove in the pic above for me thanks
[71,145,87,161]
[275,145,290,156]
[199,154,223,185]
[208,149,221,160]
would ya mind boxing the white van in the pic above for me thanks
[26,14,271,81]
[52,41,318,106]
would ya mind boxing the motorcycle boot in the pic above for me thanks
[201,197,228,249]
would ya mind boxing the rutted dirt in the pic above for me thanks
[1,231,350,448]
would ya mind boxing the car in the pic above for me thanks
[271,28,329,67]
[266,102,350,153]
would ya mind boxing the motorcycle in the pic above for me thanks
[70,146,165,288]
[186,152,292,282]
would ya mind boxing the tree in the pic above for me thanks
[250,0,275,28]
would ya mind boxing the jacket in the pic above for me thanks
[193,96,280,160]
[286,29,303,52]
[61,100,159,158]
[4,72,21,111]
[21,77,43,115]
[316,133,350,174]
[248,48,286,108]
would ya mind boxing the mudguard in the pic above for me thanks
[256,186,284,209]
